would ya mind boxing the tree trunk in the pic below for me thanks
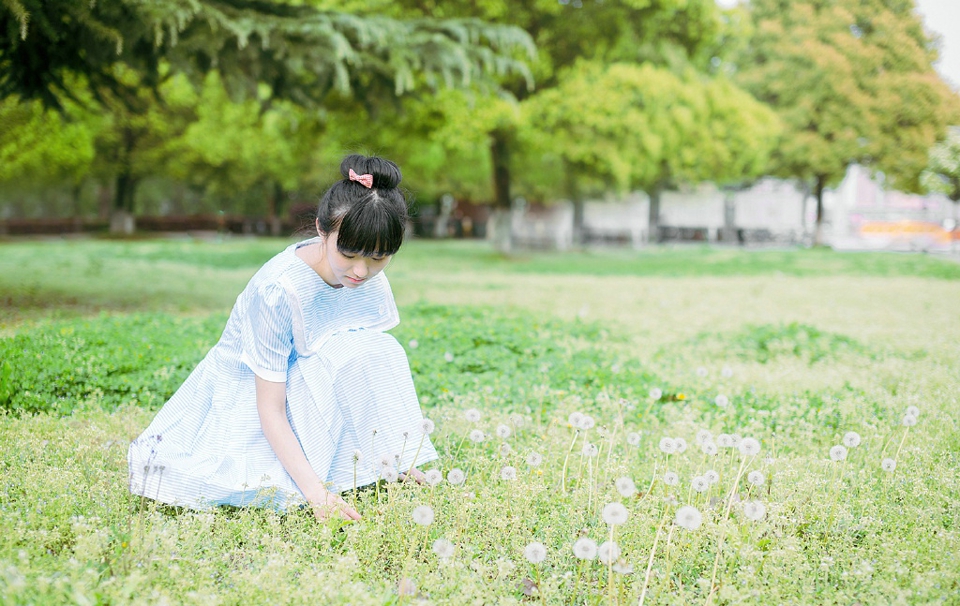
[566,163,584,247]
[814,174,826,247]
[71,183,83,232]
[110,171,137,234]
[721,188,737,244]
[648,186,662,243]
[489,130,513,254]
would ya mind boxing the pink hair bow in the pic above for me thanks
[348,168,374,189]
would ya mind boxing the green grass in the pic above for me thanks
[1,237,959,604]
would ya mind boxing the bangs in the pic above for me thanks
[335,196,405,257]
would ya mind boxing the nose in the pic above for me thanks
[353,259,369,278]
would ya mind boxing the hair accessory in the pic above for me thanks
[348,168,374,189]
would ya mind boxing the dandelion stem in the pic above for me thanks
[560,429,580,492]
[453,432,468,461]
[352,461,358,511]
[707,456,750,605]
[638,514,667,606]
[894,426,911,461]
[405,434,427,483]
[607,524,616,606]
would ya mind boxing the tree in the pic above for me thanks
[733,0,960,244]
[521,61,780,243]
[922,126,960,226]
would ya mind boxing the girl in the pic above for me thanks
[128,155,438,521]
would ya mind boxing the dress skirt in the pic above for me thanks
[127,330,438,511]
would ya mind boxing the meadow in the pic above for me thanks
[1,236,959,604]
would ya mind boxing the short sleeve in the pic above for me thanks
[240,283,294,382]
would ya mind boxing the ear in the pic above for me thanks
[315,218,322,237]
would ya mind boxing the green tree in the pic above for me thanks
[522,61,780,243]
[921,126,960,226]
[733,0,960,244]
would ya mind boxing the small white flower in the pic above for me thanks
[468,429,485,443]
[419,418,436,435]
[582,443,599,457]
[829,445,848,462]
[701,441,718,456]
[500,466,517,481]
[663,471,679,486]
[717,434,733,448]
[572,537,598,560]
[424,469,443,486]
[464,408,481,423]
[526,452,543,467]
[626,432,641,447]
[568,412,585,428]
[446,468,466,485]
[881,458,897,472]
[905,405,920,418]
[674,437,688,453]
[444,351,455,362]
[721,366,733,378]
[579,415,596,430]
[902,414,917,427]
[843,431,861,448]
[675,505,703,530]
[382,467,399,483]
[696,366,708,377]
[602,502,629,526]
[743,500,766,521]
[649,387,663,400]
[351,449,363,464]
[691,476,709,493]
[598,541,621,564]
[715,395,729,408]
[432,538,455,559]
[496,424,512,439]
[747,470,765,487]
[412,505,434,526]
[705,470,720,485]
[615,477,637,498]
[739,437,761,457]
[523,542,547,564]
[695,429,713,446]
[408,339,419,349]
[659,437,677,455]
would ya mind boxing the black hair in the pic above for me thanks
[316,154,407,257]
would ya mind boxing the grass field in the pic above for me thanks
[1,236,959,604]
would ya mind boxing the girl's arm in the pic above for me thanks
[255,375,361,521]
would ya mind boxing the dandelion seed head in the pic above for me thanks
[432,538,455,559]
[598,541,621,564]
[378,454,393,469]
[626,431,641,446]
[674,437,688,453]
[573,537,598,560]
[691,476,710,493]
[881,458,897,472]
[464,408,481,423]
[675,505,703,530]
[602,502,629,525]
[447,468,466,485]
[743,500,766,521]
[730,434,743,447]
[843,431,861,448]
[663,471,679,486]
[496,424,512,439]
[705,470,720,485]
[612,560,634,574]
[582,443,598,457]
[701,441,718,456]
[905,405,920,418]
[444,351,455,362]
[412,505,434,526]
[715,394,729,408]
[649,387,662,400]
[739,437,761,457]
[511,414,525,427]
[419,418,436,435]
[424,469,443,486]
[579,415,596,430]
[568,412,585,428]
[717,434,733,448]
[902,414,917,427]
[524,542,547,564]
[747,470,765,486]
[526,452,543,467]
[499,443,514,457]
[696,366,708,377]
[468,429,485,443]
[695,429,713,446]
[500,466,517,481]
[659,437,677,454]
[408,339,419,349]
[829,445,848,461]
[721,366,733,378]
[382,467,399,483]
[351,449,363,464]
[615,477,637,497]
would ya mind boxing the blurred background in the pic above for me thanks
[1,0,959,253]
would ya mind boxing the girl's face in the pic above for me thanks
[319,228,391,289]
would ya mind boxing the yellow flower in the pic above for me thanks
[677,393,686,401]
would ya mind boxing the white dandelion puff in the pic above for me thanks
[701,441,718,456]
[500,466,517,481]
[412,505,435,526]
[663,471,679,486]
[579,415,596,430]
[743,500,766,521]
[674,437,688,453]
[905,405,920,418]
[526,452,544,467]
[747,470,765,487]
[659,437,677,455]
[446,468,466,485]
[510,413,525,427]
[499,443,514,457]
[573,537,598,560]
[496,424,512,439]
[615,477,637,497]
[464,408,481,423]
[739,437,761,457]
[612,560,634,574]
[382,467,399,483]
[695,429,713,446]
[705,470,720,485]
[468,429,485,443]
[730,434,743,447]
[691,476,710,493]
[419,418,436,435]
[721,366,733,378]
[626,432,641,446]
[717,434,734,448]
[432,538,455,559]
[675,505,703,530]
[444,351,455,362]
[524,542,547,564]
[598,541,621,565]
[843,431,861,448]
[582,443,599,457]
[715,395,729,408]
[378,454,393,469]
[424,469,443,486]
[696,366,708,377]
[649,387,662,400]
[829,445,848,462]
[351,449,363,464]
[408,339,419,349]
[902,414,917,427]
[881,458,897,472]
[568,412,585,428]
[602,502,629,526]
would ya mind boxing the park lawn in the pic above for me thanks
[1,237,959,604]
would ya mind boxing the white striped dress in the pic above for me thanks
[127,238,438,510]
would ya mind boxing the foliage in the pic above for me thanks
[698,322,870,365]
[921,126,960,202]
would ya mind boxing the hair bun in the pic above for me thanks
[340,154,402,190]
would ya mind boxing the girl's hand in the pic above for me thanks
[400,467,427,485]
[311,490,361,522]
